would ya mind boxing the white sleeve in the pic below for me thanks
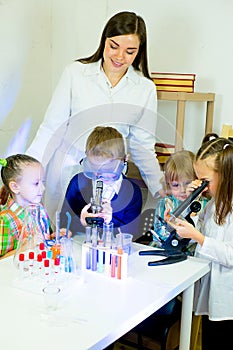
[26,65,72,165]
[196,202,233,267]
[200,235,233,268]
[128,86,163,196]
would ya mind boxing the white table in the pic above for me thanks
[0,239,210,350]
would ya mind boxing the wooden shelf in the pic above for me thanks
[157,91,215,151]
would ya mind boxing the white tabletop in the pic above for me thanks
[0,238,210,350]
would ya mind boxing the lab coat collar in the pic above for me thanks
[83,60,140,85]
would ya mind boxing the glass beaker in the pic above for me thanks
[59,237,77,273]
[13,204,46,270]
[102,222,114,248]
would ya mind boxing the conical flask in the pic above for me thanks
[14,204,46,269]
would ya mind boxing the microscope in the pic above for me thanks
[139,180,209,265]
[85,179,104,227]
[85,179,104,246]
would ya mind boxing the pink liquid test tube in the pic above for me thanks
[111,255,116,278]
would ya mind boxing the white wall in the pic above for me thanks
[0,0,232,156]
[0,0,52,154]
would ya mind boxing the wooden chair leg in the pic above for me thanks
[190,315,202,350]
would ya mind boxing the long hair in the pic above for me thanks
[77,11,151,79]
[195,137,233,225]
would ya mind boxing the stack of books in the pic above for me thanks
[155,142,175,168]
[151,72,196,93]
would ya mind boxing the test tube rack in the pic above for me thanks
[13,242,81,294]
[81,242,128,280]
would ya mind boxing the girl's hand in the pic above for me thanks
[186,179,208,196]
[60,228,72,238]
[170,218,205,246]
[186,179,201,196]
[164,208,171,221]
[50,228,72,239]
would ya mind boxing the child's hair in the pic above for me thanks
[195,137,233,225]
[85,126,125,159]
[201,132,219,145]
[164,150,195,191]
[0,154,40,205]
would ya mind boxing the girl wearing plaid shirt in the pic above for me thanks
[0,154,52,258]
[0,154,73,258]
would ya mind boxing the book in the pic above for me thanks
[156,152,173,157]
[152,78,194,86]
[155,143,175,154]
[156,155,170,164]
[151,72,196,81]
[155,85,194,92]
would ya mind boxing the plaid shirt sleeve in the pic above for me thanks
[0,215,19,257]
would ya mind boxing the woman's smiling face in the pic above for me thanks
[103,34,140,76]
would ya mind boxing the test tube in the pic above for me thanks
[85,226,92,243]
[28,251,35,276]
[111,254,116,278]
[18,253,25,278]
[104,249,111,276]
[37,253,43,277]
[117,248,123,280]
[53,257,60,281]
[91,247,97,271]
[91,226,98,271]
[97,240,104,273]
[43,259,50,283]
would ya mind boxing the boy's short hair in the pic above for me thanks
[86,126,125,159]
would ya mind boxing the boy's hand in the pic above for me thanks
[99,199,112,224]
[80,203,99,226]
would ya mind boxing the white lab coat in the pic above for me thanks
[193,198,233,320]
[26,61,163,224]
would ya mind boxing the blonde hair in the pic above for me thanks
[86,126,125,159]
[164,150,195,191]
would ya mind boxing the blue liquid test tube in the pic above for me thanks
[91,227,98,271]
